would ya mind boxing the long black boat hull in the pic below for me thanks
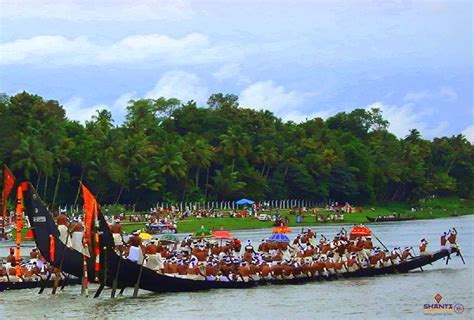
[0,278,82,292]
[23,182,458,293]
[367,216,416,222]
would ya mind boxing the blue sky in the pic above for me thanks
[0,0,472,141]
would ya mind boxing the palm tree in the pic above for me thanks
[184,137,214,188]
[212,167,246,200]
[157,142,187,179]
[219,126,251,172]
[51,137,73,209]
[114,133,157,204]
[12,135,53,189]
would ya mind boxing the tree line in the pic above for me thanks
[0,92,472,209]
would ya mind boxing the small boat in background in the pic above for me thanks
[367,215,416,222]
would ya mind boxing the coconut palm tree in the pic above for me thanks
[219,125,251,172]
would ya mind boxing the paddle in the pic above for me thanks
[133,252,146,298]
[52,229,71,294]
[93,246,107,299]
[452,228,466,265]
[371,231,388,252]
[111,245,124,298]
[410,248,423,271]
[38,269,52,294]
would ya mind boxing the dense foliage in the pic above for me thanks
[0,92,472,208]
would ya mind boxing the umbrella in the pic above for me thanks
[235,199,255,205]
[192,226,213,238]
[160,234,179,244]
[212,229,235,239]
[350,226,372,240]
[272,226,292,234]
[266,233,290,243]
[24,229,34,240]
[139,232,153,240]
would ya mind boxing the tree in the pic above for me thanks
[212,167,246,200]
[219,126,251,172]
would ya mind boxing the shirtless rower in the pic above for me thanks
[419,239,431,256]
[0,260,8,282]
[56,212,69,245]
[447,228,459,253]
[110,220,123,249]
[6,248,15,264]
[70,218,84,253]
[400,247,413,261]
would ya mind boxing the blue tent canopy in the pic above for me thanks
[267,233,290,242]
[235,199,255,205]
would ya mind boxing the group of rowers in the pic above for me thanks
[110,226,460,282]
[0,247,61,283]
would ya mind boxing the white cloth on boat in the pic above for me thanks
[145,253,163,270]
[128,245,143,263]
[58,225,70,246]
[71,231,83,252]
[112,233,122,246]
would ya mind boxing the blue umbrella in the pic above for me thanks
[235,198,255,205]
[267,233,290,243]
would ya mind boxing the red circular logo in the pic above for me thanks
[454,304,464,314]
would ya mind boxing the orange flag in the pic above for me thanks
[15,185,24,261]
[81,184,98,246]
[2,165,16,219]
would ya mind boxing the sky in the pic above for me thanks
[0,0,472,141]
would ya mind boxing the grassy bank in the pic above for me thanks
[13,197,474,238]
[118,197,473,234]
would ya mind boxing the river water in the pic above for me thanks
[0,216,472,319]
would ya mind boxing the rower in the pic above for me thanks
[70,218,84,252]
[110,220,123,249]
[6,248,15,264]
[400,247,413,261]
[55,212,69,246]
[127,230,143,263]
[29,248,40,259]
[0,260,7,282]
[440,232,449,251]
[447,228,459,252]
[419,239,431,256]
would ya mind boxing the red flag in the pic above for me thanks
[2,165,16,218]
[81,184,98,246]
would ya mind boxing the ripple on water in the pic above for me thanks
[0,216,472,320]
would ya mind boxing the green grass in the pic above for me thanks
[11,197,474,237]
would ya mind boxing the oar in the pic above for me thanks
[457,248,466,264]
[111,245,124,298]
[410,248,423,271]
[133,252,146,298]
[52,230,71,294]
[38,268,53,294]
[371,231,388,251]
[93,247,108,298]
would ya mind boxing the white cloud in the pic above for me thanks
[439,86,458,102]
[145,71,208,104]
[240,81,303,113]
[63,97,107,123]
[240,80,323,122]
[113,92,137,117]
[0,33,245,66]
[462,125,474,144]
[366,101,451,138]
[0,0,193,22]
[403,86,458,103]
[212,63,240,81]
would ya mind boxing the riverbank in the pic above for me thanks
[13,197,474,237]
